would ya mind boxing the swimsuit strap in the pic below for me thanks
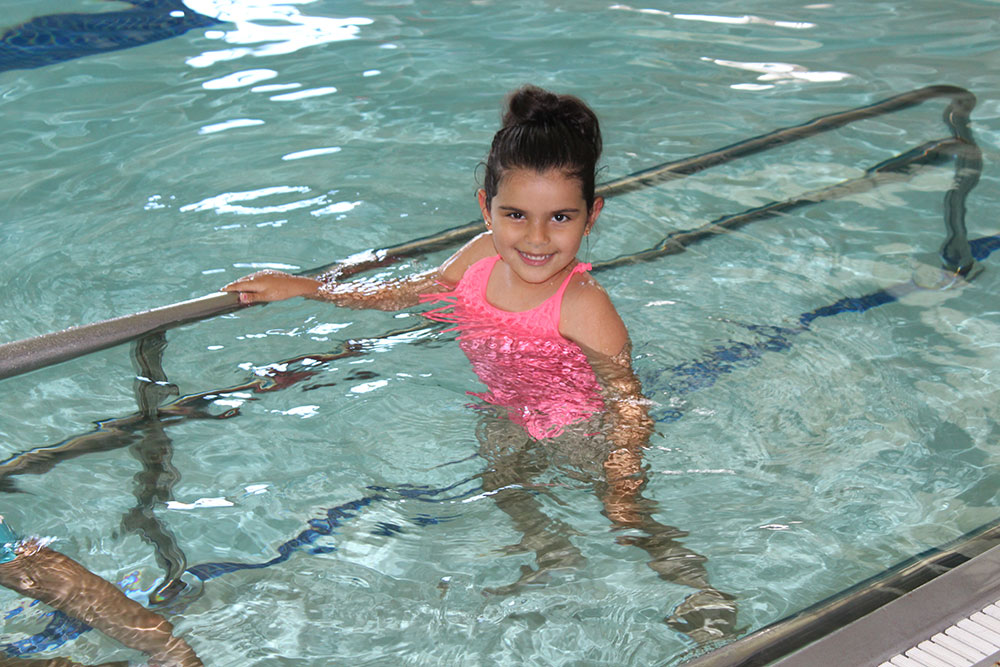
[424,257,593,335]
[539,261,591,332]
[551,261,592,303]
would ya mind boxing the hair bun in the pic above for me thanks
[503,85,561,125]
[502,85,601,153]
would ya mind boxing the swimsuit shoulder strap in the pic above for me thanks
[456,254,500,298]
[542,261,592,332]
[553,262,592,302]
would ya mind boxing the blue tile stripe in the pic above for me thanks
[0,1,219,73]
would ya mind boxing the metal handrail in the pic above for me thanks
[0,85,978,382]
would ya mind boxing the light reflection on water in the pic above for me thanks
[610,4,818,30]
[183,0,374,67]
[703,57,853,89]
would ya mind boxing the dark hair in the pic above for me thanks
[483,85,602,211]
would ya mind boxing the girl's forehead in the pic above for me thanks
[495,167,586,201]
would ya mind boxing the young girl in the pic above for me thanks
[223,85,651,510]
[223,85,735,642]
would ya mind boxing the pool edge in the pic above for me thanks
[683,519,1000,666]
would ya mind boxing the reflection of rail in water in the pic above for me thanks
[5,225,998,494]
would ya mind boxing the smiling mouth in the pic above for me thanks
[517,250,554,265]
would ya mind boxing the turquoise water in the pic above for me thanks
[1,0,999,664]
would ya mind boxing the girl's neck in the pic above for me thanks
[485,256,578,313]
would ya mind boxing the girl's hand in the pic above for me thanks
[221,270,322,304]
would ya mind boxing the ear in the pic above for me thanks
[585,196,604,235]
[477,189,492,229]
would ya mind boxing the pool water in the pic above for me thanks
[1,0,999,665]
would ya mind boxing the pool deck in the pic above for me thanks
[773,544,1000,666]
[684,536,1000,667]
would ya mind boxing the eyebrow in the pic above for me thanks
[497,206,582,214]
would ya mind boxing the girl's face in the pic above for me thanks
[478,167,603,287]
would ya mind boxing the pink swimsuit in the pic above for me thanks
[422,255,605,439]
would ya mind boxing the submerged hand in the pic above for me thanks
[221,270,322,304]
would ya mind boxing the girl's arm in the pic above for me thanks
[314,270,444,311]
[0,539,202,666]
[221,233,495,310]
[587,341,655,526]
[560,280,654,526]
[220,268,442,310]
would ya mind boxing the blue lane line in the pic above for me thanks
[188,478,477,581]
[644,233,999,422]
[3,610,90,657]
[0,0,219,73]
[4,233,997,659]
[2,480,478,658]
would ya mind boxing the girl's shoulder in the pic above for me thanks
[438,232,495,286]
[560,268,629,357]
[562,265,611,308]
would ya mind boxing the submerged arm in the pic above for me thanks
[313,269,447,310]
[220,232,494,310]
[560,277,654,524]
[0,538,202,666]
[559,277,654,524]
[220,268,447,311]
[588,342,655,526]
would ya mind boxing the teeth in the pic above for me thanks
[520,251,551,261]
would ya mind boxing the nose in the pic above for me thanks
[526,220,548,246]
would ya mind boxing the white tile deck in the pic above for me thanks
[878,601,1000,667]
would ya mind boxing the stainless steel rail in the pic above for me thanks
[0,292,241,380]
